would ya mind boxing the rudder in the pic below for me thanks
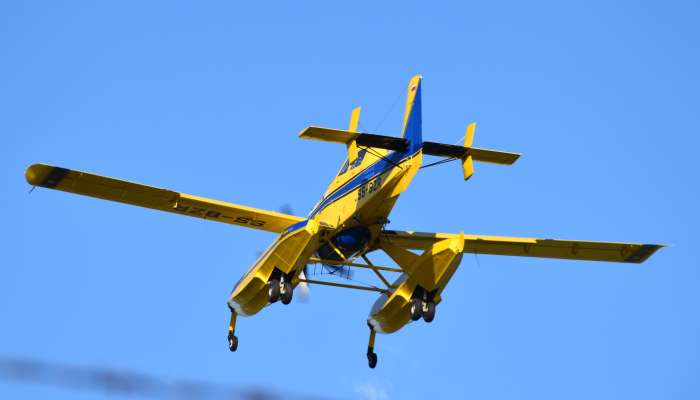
[401,75,423,154]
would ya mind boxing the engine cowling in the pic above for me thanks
[317,226,371,261]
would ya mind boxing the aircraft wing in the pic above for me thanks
[378,230,663,263]
[25,163,304,233]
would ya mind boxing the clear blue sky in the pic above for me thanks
[2,1,698,399]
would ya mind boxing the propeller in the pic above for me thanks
[297,265,311,303]
[278,203,294,215]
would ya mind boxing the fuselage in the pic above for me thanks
[308,74,424,255]
[228,75,425,318]
[308,146,423,260]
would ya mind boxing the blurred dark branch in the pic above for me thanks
[0,356,328,400]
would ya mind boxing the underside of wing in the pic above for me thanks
[378,230,664,264]
[26,163,304,233]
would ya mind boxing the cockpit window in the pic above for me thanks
[338,149,367,176]
[351,149,367,169]
[338,160,350,175]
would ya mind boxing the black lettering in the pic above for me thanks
[235,216,251,224]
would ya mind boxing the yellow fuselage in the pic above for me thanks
[229,74,442,335]
[228,148,423,322]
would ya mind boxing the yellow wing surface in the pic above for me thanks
[25,163,304,233]
[379,230,663,264]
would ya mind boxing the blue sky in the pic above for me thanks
[2,1,699,399]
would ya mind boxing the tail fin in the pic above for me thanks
[401,75,423,154]
[346,107,361,162]
[462,123,476,180]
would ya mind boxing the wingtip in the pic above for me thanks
[25,163,69,188]
[25,163,49,186]
[625,244,665,263]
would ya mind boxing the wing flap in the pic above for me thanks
[26,163,304,233]
[379,230,664,263]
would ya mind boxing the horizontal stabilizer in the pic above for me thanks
[422,141,520,165]
[299,127,408,151]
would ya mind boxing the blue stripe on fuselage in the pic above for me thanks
[307,149,418,218]
[308,78,423,221]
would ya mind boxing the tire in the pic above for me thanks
[409,298,422,321]
[367,352,378,369]
[280,281,293,305]
[268,279,280,303]
[422,301,436,323]
[228,334,238,352]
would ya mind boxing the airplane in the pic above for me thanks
[25,75,663,369]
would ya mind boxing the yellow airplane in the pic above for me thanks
[25,75,663,369]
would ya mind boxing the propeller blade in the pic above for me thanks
[298,266,310,302]
[278,204,294,215]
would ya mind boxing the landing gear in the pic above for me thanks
[367,351,378,369]
[269,272,294,305]
[268,279,280,303]
[228,332,238,352]
[422,301,436,323]
[409,298,436,323]
[227,307,238,352]
[409,298,423,321]
[280,280,293,305]
[366,325,378,369]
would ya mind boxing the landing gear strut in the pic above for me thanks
[366,325,378,369]
[227,307,238,352]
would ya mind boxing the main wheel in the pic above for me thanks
[409,298,422,321]
[367,352,378,369]
[280,281,293,305]
[422,301,436,323]
[227,333,238,352]
[268,279,280,303]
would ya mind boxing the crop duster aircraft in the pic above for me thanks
[26,75,663,368]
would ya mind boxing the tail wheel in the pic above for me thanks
[280,281,293,305]
[409,298,422,321]
[422,301,436,323]
[367,352,378,369]
[268,279,280,303]
[227,333,238,352]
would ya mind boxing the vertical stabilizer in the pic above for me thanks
[347,107,361,162]
[462,122,476,180]
[401,75,423,154]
